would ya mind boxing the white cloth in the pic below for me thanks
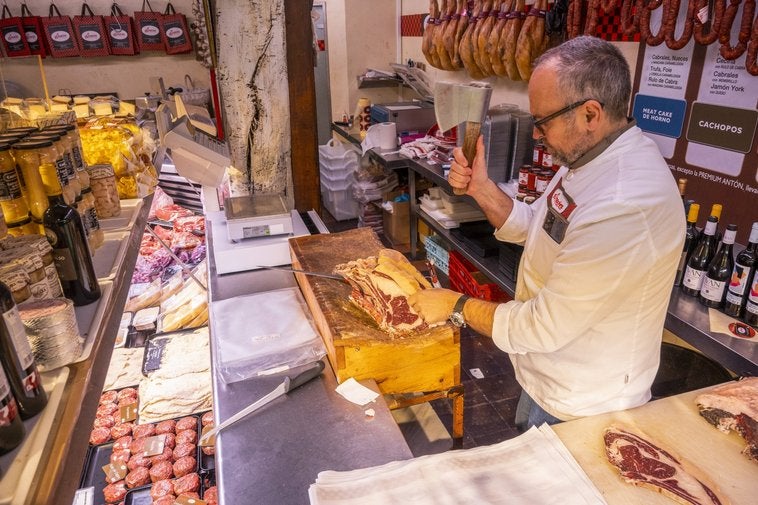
[308,424,606,505]
[492,126,685,420]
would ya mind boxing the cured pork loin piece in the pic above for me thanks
[604,424,729,505]
[515,0,549,80]
[334,249,435,335]
[696,377,758,462]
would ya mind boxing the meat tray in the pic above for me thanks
[79,443,114,505]
[123,486,151,505]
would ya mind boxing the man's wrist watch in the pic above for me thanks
[449,295,470,328]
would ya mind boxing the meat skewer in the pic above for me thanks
[665,0,698,49]
[489,0,514,76]
[460,0,487,78]
[502,0,526,80]
[694,0,727,44]
[719,0,755,60]
[472,0,495,74]
[515,0,549,80]
[423,0,443,68]
[478,0,503,75]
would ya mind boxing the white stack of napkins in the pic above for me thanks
[308,424,606,505]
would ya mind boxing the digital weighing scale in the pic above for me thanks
[224,194,294,243]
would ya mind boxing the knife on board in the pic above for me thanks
[253,265,347,282]
[199,360,326,444]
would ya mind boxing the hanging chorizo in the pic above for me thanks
[693,0,726,44]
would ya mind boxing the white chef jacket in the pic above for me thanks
[492,125,685,420]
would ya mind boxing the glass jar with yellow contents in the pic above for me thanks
[0,142,32,227]
[42,125,82,200]
[25,132,77,206]
[5,216,40,237]
[11,139,53,223]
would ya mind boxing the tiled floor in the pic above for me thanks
[319,211,524,454]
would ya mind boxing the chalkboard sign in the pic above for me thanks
[142,336,170,375]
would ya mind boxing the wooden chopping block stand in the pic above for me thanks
[290,227,464,446]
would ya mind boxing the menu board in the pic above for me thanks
[631,5,757,244]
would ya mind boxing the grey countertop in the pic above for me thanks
[206,220,413,505]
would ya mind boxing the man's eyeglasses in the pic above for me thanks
[532,99,603,135]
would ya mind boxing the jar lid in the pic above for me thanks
[12,139,54,149]
[0,142,11,152]
[0,132,28,142]
[6,215,32,226]
[27,131,63,141]
[7,127,38,134]
[43,123,75,132]
[0,265,29,291]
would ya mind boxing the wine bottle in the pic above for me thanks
[682,216,719,296]
[709,203,723,245]
[677,178,687,209]
[0,280,47,419]
[744,270,758,328]
[674,203,700,287]
[41,164,101,306]
[0,365,25,455]
[699,224,736,308]
[725,222,758,318]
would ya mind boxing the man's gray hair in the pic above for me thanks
[534,36,631,122]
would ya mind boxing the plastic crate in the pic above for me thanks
[320,168,354,191]
[321,180,359,220]
[448,250,510,302]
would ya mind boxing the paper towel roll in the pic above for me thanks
[361,122,398,154]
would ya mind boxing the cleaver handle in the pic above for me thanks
[455,121,482,196]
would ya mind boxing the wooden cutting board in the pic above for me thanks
[289,227,460,395]
[552,386,756,505]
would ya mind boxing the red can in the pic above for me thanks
[518,165,531,192]
[532,144,544,167]
[535,172,550,195]
[541,151,553,168]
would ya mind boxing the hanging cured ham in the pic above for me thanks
[515,0,549,80]
[476,0,500,76]
[452,0,470,68]
[435,0,457,70]
[423,0,443,68]
[502,0,526,80]
[488,0,514,76]
[460,0,488,78]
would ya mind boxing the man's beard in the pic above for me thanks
[543,123,596,167]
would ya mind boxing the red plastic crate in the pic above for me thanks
[448,250,511,302]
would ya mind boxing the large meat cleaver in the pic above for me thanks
[434,81,493,195]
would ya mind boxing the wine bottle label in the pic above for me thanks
[726,291,743,305]
[51,247,78,282]
[700,278,727,302]
[748,277,758,304]
[682,267,706,291]
[3,306,34,370]
[727,262,752,297]
[0,369,10,399]
[20,369,41,398]
[746,301,758,316]
[0,396,18,427]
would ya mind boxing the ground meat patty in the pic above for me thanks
[129,438,146,455]
[126,453,152,471]
[201,445,215,456]
[152,495,176,505]
[150,446,173,464]
[175,416,197,431]
[89,427,111,445]
[155,419,176,434]
[93,415,116,429]
[117,397,136,409]
[96,403,119,417]
[172,443,196,460]
[124,466,150,488]
[117,387,138,402]
[201,411,214,426]
[100,390,118,404]
[103,480,127,503]
[204,486,218,504]
[173,456,197,477]
[175,429,197,445]
[110,449,130,465]
[132,423,155,439]
[149,460,174,482]
[113,435,132,452]
[110,423,132,439]
[150,479,174,499]
[172,472,200,495]
[162,432,176,449]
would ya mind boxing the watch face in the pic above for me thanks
[450,312,465,327]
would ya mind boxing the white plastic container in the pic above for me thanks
[321,180,359,221]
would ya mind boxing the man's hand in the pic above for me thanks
[448,135,488,197]
[407,288,462,325]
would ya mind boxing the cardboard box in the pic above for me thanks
[382,191,410,245]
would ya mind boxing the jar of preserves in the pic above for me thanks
[0,264,31,304]
[12,139,54,221]
[0,143,31,226]
[25,132,76,206]
[0,250,50,300]
[88,164,121,218]
[5,216,39,237]
[79,185,103,249]
[2,236,63,298]
[43,125,82,199]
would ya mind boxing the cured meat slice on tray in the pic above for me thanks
[696,377,758,462]
[603,424,729,505]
